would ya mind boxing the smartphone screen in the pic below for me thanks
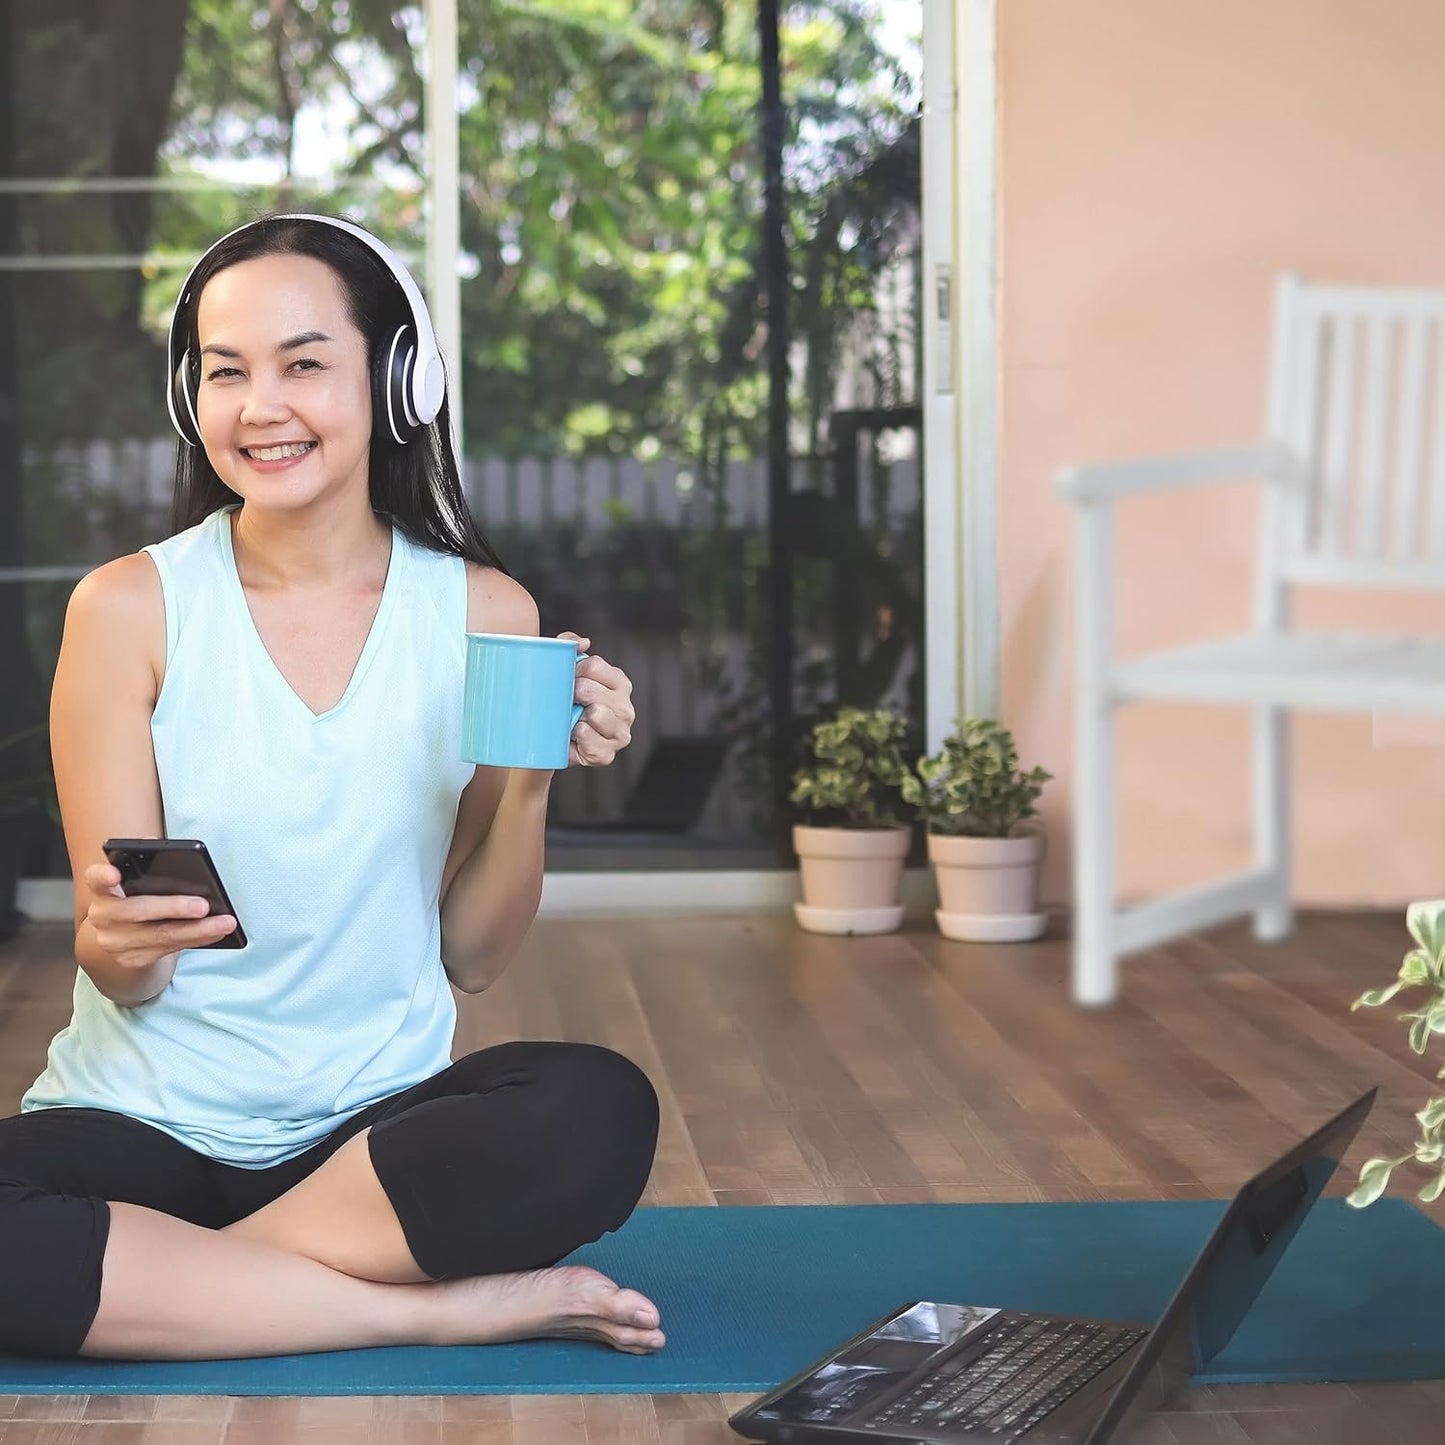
[101,838,248,950]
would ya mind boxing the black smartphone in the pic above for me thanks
[101,838,248,949]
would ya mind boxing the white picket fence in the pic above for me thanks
[23,437,920,533]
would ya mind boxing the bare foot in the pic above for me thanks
[427,1264,666,1354]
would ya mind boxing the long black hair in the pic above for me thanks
[170,213,507,573]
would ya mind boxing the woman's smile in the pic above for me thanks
[239,439,319,472]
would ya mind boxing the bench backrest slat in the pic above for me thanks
[1269,277,1445,591]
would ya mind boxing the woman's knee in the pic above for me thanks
[374,1043,660,1278]
[0,1182,110,1357]
[453,1040,659,1158]
[547,1043,658,1131]
[543,1044,659,1183]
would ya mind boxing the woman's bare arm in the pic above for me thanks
[437,563,548,993]
[50,554,179,1005]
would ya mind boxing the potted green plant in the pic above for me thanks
[1347,899,1445,1208]
[901,717,1052,942]
[789,705,914,936]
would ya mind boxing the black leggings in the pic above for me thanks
[0,1040,659,1359]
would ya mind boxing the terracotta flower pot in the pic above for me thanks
[928,830,1046,942]
[792,823,911,936]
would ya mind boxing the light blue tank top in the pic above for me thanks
[22,504,476,1167]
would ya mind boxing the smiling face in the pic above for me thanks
[194,252,373,513]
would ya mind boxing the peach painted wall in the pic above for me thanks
[997,0,1445,908]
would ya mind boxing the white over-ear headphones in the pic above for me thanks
[166,213,445,448]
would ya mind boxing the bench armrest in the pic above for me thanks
[1055,440,1293,506]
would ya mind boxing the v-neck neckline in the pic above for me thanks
[218,504,403,724]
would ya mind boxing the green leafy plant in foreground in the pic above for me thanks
[1348,899,1445,1207]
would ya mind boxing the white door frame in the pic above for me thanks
[19,0,1000,922]
[920,0,959,753]
[422,0,463,453]
[950,0,1000,727]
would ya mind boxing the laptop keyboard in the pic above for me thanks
[867,1316,1149,1439]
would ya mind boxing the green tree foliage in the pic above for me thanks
[147,0,917,458]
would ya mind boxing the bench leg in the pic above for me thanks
[1252,705,1292,941]
[1073,689,1117,1006]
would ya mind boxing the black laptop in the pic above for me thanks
[729,1088,1376,1445]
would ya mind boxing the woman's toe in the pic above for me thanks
[614,1324,665,1352]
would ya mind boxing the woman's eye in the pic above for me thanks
[203,358,322,381]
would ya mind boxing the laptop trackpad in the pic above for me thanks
[836,1303,1005,1374]
[839,1337,940,1372]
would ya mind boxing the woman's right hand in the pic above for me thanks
[82,862,237,973]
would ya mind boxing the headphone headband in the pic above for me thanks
[165,212,445,446]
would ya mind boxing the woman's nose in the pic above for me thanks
[238,377,291,426]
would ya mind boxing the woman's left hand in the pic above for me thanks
[558,632,635,768]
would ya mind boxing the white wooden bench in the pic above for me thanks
[1056,275,1445,1005]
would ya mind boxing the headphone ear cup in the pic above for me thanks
[172,349,202,447]
[373,324,419,445]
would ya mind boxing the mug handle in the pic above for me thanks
[569,651,589,732]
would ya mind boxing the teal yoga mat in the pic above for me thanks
[2,1199,1441,1395]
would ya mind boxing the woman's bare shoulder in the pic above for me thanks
[66,553,167,699]
[462,561,540,637]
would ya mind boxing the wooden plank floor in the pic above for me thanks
[1,910,1442,1443]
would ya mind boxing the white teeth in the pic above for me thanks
[246,441,316,461]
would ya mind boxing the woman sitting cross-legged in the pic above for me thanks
[0,213,662,1362]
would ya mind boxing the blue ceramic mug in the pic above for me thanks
[461,633,586,769]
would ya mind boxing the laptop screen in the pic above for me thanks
[1084,1088,1375,1445]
